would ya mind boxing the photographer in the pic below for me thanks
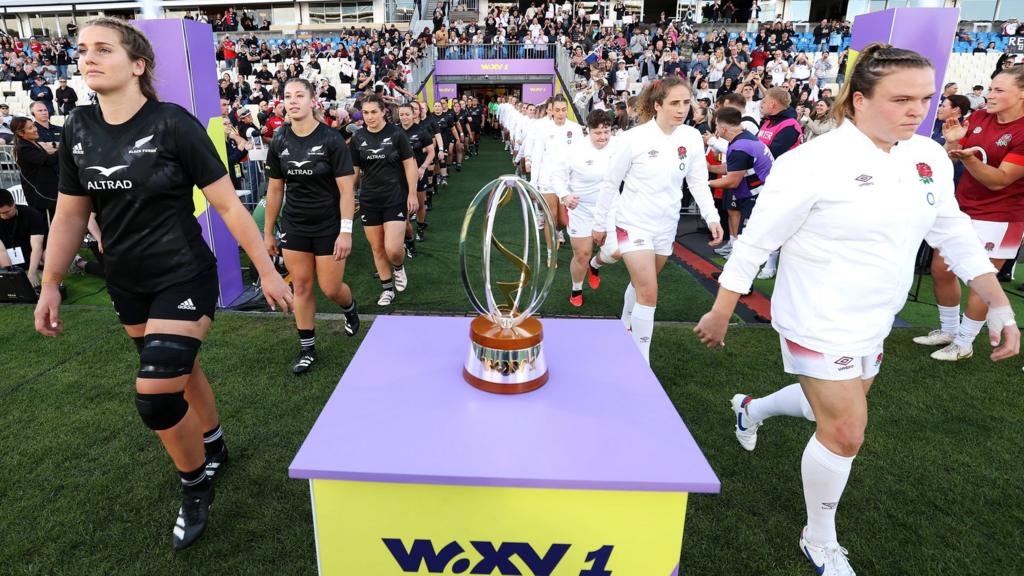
[0,188,46,288]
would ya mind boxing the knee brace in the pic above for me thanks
[135,391,189,430]
[132,336,145,355]
[137,334,201,380]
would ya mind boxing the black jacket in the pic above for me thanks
[15,139,59,214]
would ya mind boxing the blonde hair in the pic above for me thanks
[831,42,932,124]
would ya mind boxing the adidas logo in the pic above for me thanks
[177,298,197,311]
[72,142,84,155]
[396,212,404,218]
[280,148,290,156]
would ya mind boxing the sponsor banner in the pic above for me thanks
[522,83,553,105]
[134,19,244,306]
[310,479,687,575]
[435,59,555,76]
[436,83,459,101]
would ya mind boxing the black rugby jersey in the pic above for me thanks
[350,123,414,209]
[403,122,433,165]
[266,122,355,237]
[58,100,227,292]
[422,114,441,140]
[433,112,454,142]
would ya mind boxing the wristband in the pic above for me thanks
[42,271,64,285]
[340,219,353,234]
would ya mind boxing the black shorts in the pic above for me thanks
[360,203,407,226]
[279,231,336,256]
[107,270,218,326]
[416,175,430,193]
[732,195,758,232]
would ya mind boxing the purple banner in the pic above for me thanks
[850,8,958,138]
[435,83,458,101]
[522,83,552,104]
[435,58,555,76]
[134,19,244,307]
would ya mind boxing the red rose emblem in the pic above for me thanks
[678,146,687,159]
[985,242,996,251]
[567,130,573,138]
[916,163,933,178]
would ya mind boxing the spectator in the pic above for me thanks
[55,77,78,116]
[973,41,988,54]
[799,98,836,142]
[31,102,61,144]
[55,47,71,79]
[0,188,47,288]
[11,116,59,224]
[967,85,986,111]
[30,77,55,117]
[757,87,802,158]
[812,51,833,88]
[0,104,13,144]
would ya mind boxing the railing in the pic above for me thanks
[408,46,437,95]
[387,0,416,23]
[436,42,557,60]
[0,145,24,191]
[555,42,579,101]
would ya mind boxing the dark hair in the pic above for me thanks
[586,109,613,129]
[715,106,743,127]
[636,76,693,123]
[946,94,972,118]
[832,42,933,123]
[285,77,316,97]
[10,116,34,162]
[0,188,12,207]
[83,17,159,101]
[360,94,387,112]
[718,92,747,109]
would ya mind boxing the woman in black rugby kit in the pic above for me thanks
[399,102,435,257]
[351,95,418,306]
[264,78,359,375]
[34,19,292,550]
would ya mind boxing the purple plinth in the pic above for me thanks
[850,8,959,139]
[289,316,720,494]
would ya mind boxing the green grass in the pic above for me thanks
[4,137,1022,574]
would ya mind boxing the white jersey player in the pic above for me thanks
[592,76,724,363]
[695,44,1019,576]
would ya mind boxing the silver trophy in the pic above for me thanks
[459,176,558,394]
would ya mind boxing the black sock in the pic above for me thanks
[571,289,583,297]
[203,425,225,456]
[393,264,404,274]
[381,277,395,291]
[298,328,315,350]
[405,238,415,248]
[417,222,427,232]
[341,299,356,313]
[180,463,211,495]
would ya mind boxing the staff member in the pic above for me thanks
[11,116,59,223]
[695,44,1018,575]
[264,78,359,376]
[0,188,46,287]
[34,18,292,550]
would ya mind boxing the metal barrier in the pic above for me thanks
[555,43,580,101]
[0,145,23,190]
[436,43,557,60]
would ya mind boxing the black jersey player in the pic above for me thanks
[264,78,359,375]
[399,103,435,252]
[34,18,293,550]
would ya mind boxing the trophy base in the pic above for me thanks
[463,315,548,394]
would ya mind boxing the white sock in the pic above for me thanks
[571,280,583,291]
[589,256,603,269]
[745,383,815,422]
[630,303,656,364]
[621,283,636,329]
[765,250,780,270]
[937,304,960,335]
[801,434,854,546]
[953,315,985,349]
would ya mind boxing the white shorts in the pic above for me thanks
[615,225,675,256]
[780,336,884,381]
[972,219,1024,260]
[566,198,596,238]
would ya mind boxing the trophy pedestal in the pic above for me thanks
[463,315,548,394]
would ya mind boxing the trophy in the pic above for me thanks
[459,176,558,394]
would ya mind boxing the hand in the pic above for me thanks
[987,305,1020,361]
[34,284,63,337]
[563,195,579,209]
[707,221,724,246]
[702,131,713,145]
[942,117,969,144]
[407,194,419,215]
[261,273,293,313]
[592,229,607,246]
[27,271,39,288]
[265,234,279,257]
[333,232,352,261]
[418,166,427,180]
[948,149,980,163]
[694,308,730,348]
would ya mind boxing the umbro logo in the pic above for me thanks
[177,298,197,311]
[648,150,659,158]
[855,174,874,187]
[280,148,291,156]
[834,356,853,366]
[72,142,84,155]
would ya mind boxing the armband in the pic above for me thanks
[340,219,353,234]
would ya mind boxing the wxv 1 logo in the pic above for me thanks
[383,539,614,576]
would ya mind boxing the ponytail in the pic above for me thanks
[636,75,692,124]
[831,42,932,124]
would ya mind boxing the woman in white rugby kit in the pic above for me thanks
[593,76,724,363]
[695,44,1019,576]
